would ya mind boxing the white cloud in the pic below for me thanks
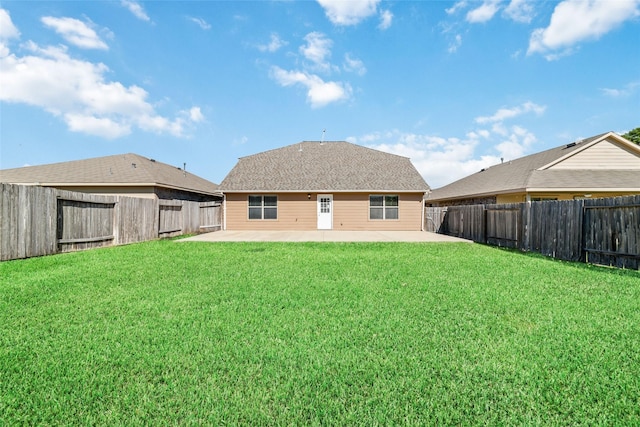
[233,136,248,145]
[121,0,150,22]
[0,38,201,139]
[65,113,130,139]
[353,130,500,188]
[352,127,538,188]
[475,101,546,124]
[600,81,640,98]
[448,34,462,53]
[0,8,20,57]
[378,9,393,30]
[41,16,108,50]
[343,53,366,76]
[317,0,380,26]
[270,66,351,108]
[188,17,211,30]
[187,106,204,122]
[349,104,545,187]
[446,1,468,15]
[503,0,535,23]
[528,0,640,58]
[466,0,502,23]
[300,32,333,70]
[258,33,287,53]
[0,9,20,40]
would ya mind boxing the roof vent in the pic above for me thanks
[565,142,577,149]
[131,163,136,168]
[480,168,486,172]
[150,158,156,162]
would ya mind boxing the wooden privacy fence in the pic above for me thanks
[425,195,640,269]
[1,183,222,261]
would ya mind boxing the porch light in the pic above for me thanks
[308,193,311,199]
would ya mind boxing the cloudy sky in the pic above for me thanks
[1,0,639,188]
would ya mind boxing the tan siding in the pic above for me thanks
[551,139,640,170]
[225,192,424,231]
[497,193,526,204]
[495,191,640,204]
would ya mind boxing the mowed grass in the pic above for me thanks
[1,241,639,425]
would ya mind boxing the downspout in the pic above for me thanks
[223,194,227,230]
[421,192,426,231]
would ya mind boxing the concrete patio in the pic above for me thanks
[179,230,471,243]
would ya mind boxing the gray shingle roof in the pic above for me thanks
[428,132,640,201]
[220,141,430,192]
[0,153,220,196]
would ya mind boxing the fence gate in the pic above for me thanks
[57,197,115,252]
[485,208,521,248]
[582,202,640,269]
[158,202,183,237]
[199,202,221,231]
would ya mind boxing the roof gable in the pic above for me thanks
[541,133,640,170]
[220,141,429,192]
[428,132,640,201]
[0,153,220,195]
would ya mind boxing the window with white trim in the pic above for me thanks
[248,195,277,220]
[369,195,398,220]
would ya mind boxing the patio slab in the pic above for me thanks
[179,230,471,243]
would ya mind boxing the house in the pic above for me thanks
[219,141,430,231]
[427,131,640,206]
[0,153,222,202]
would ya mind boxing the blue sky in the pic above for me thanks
[1,0,639,188]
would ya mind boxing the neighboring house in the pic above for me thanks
[0,153,222,202]
[220,141,430,231]
[427,131,640,206]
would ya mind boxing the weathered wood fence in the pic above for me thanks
[425,195,640,269]
[1,183,222,261]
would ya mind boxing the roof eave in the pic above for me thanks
[220,189,428,193]
[428,187,526,201]
[32,182,222,197]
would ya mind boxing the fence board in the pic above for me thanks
[426,195,639,269]
[1,184,221,261]
[200,203,222,231]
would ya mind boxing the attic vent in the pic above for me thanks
[565,142,577,149]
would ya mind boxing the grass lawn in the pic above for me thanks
[1,240,639,425]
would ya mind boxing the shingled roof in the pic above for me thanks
[0,153,220,196]
[220,141,430,192]
[428,131,640,202]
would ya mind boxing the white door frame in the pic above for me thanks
[317,194,333,230]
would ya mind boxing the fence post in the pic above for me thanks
[523,201,531,252]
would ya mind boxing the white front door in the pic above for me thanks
[317,194,333,230]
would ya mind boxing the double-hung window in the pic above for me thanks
[248,195,277,220]
[369,195,398,220]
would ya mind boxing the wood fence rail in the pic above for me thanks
[1,183,222,261]
[425,195,640,270]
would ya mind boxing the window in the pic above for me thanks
[369,195,398,220]
[248,195,277,220]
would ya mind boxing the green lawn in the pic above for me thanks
[1,240,639,425]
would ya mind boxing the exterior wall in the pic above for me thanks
[52,185,158,199]
[497,191,640,204]
[426,196,496,207]
[436,191,640,206]
[551,139,640,170]
[225,192,424,231]
[44,185,221,202]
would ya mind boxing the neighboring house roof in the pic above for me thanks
[0,153,221,196]
[428,132,640,202]
[220,141,430,192]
